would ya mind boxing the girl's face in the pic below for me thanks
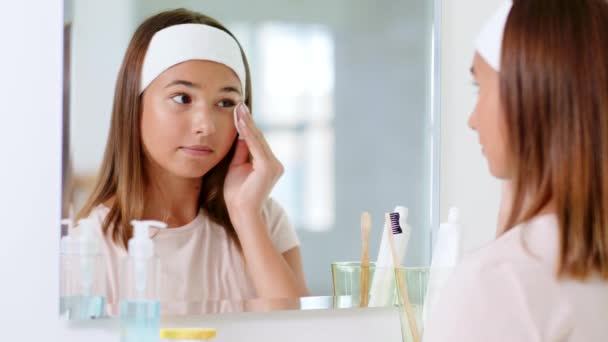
[468,53,512,179]
[140,60,242,179]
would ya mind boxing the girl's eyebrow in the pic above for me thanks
[164,81,242,96]
[165,79,200,89]
[219,86,241,96]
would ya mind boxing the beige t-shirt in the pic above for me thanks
[84,198,300,315]
[423,214,608,341]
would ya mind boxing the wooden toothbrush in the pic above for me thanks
[385,212,420,342]
[359,212,372,307]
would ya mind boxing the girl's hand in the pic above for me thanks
[224,104,284,227]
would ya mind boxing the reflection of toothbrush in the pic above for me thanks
[386,212,420,342]
[369,206,411,307]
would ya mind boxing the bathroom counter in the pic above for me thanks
[63,306,403,342]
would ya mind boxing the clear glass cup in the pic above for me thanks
[331,261,400,308]
[394,267,430,342]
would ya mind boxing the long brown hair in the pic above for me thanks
[501,0,608,279]
[77,8,252,249]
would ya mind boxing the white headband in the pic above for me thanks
[475,1,513,71]
[140,23,247,97]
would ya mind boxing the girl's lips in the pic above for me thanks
[180,145,214,156]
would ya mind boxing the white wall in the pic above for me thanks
[0,0,504,340]
[439,0,503,253]
[0,0,65,339]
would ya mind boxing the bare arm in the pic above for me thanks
[224,103,309,299]
[233,214,309,298]
[281,246,309,295]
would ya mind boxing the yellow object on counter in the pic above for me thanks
[160,328,217,340]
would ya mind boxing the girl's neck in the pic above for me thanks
[143,162,203,228]
[497,180,556,235]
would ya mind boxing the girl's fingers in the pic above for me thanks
[237,104,275,158]
[230,139,250,167]
[237,113,268,162]
[237,104,284,177]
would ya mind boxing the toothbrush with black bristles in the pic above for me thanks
[369,206,412,307]
[389,212,403,234]
[385,210,420,342]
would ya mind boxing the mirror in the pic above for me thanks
[61,0,439,317]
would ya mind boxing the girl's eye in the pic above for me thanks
[218,99,237,108]
[171,94,192,105]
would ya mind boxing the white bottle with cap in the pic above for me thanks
[431,208,462,266]
[120,220,167,342]
[423,207,463,325]
[60,218,106,319]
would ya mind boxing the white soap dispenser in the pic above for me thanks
[60,218,106,319]
[120,220,167,342]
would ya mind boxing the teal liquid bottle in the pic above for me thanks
[60,218,106,320]
[120,220,167,342]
